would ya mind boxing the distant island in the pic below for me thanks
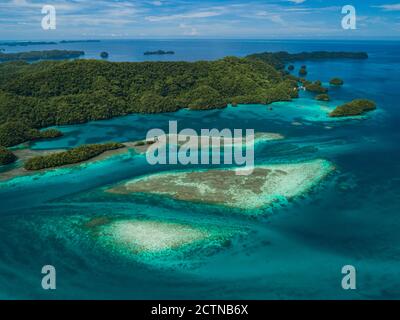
[144,50,175,55]
[0,41,57,47]
[0,50,85,62]
[60,40,101,44]
[247,51,368,70]
[330,78,344,86]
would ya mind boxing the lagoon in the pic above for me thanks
[0,39,399,299]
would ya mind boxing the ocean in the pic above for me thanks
[0,39,399,299]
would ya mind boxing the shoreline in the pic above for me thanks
[0,131,283,183]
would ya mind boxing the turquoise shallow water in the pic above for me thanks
[0,40,400,299]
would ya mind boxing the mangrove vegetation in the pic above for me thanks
[24,142,124,171]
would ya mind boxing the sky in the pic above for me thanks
[0,0,399,40]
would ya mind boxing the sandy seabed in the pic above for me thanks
[108,159,335,210]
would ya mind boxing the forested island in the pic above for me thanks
[315,94,330,101]
[0,50,85,62]
[0,50,372,151]
[330,99,376,117]
[0,56,299,147]
[24,142,124,170]
[247,51,368,70]
[330,78,344,86]
[144,50,175,55]
[60,40,101,44]
[0,41,57,46]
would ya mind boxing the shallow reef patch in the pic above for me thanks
[107,159,335,210]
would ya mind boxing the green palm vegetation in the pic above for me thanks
[24,142,124,170]
[330,99,376,117]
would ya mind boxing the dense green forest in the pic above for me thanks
[301,79,328,94]
[0,50,85,62]
[0,50,371,150]
[24,142,124,170]
[0,146,17,165]
[0,56,298,147]
[0,122,62,147]
[330,99,376,117]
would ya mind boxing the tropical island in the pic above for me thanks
[144,50,175,55]
[0,50,85,62]
[330,78,344,86]
[330,99,377,117]
[0,41,57,46]
[0,50,373,153]
[0,55,298,147]
[315,94,330,101]
[60,40,101,44]
[24,142,124,171]
[247,51,368,70]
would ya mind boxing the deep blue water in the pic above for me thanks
[0,40,400,299]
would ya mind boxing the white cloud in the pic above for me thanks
[288,0,306,4]
[146,11,222,22]
[255,11,285,25]
[374,3,400,11]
